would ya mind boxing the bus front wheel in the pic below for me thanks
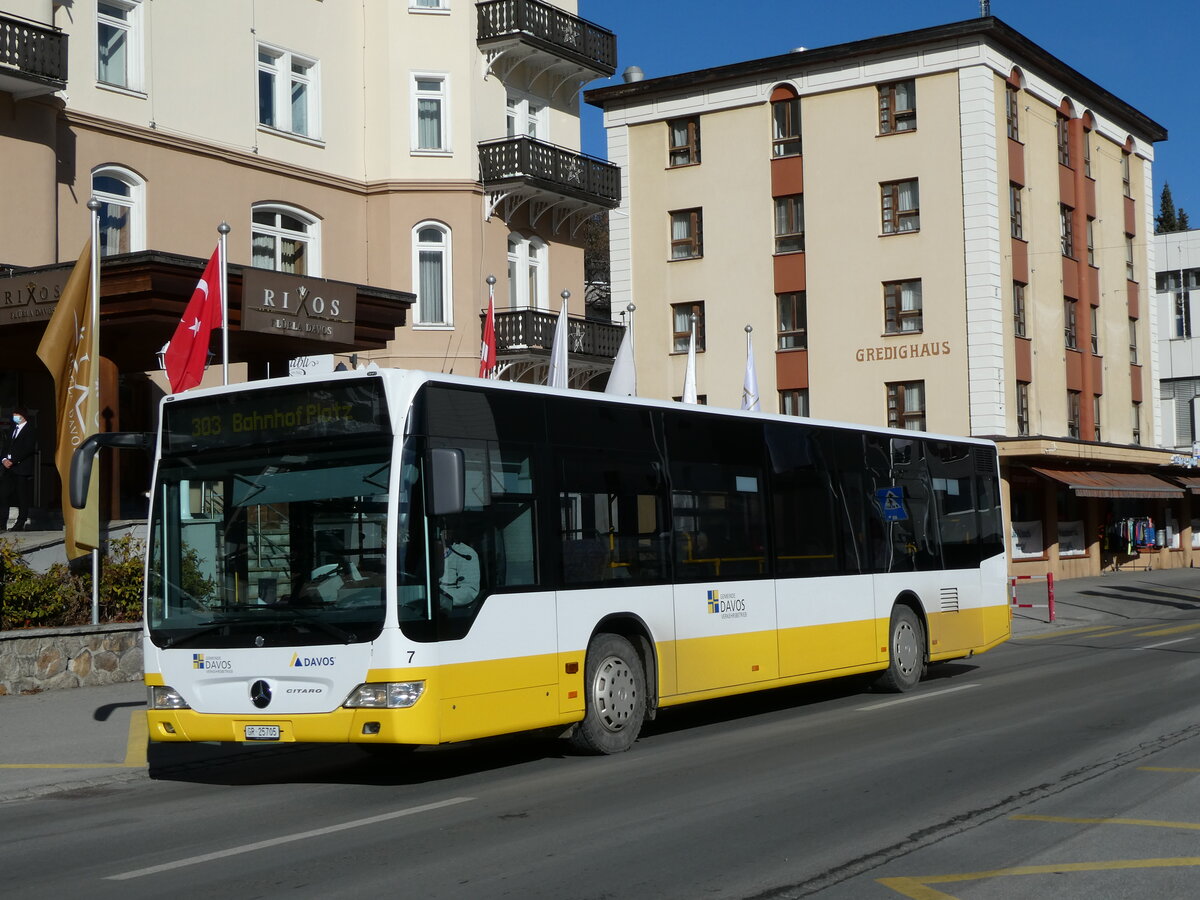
[570,633,647,754]
[878,605,926,692]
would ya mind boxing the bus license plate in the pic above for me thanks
[245,725,280,741]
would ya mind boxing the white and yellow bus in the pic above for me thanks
[97,369,1009,754]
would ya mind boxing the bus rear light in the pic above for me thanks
[149,686,190,710]
[343,681,425,709]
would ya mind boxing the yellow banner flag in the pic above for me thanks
[35,240,99,559]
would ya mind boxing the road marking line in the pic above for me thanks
[1136,623,1200,638]
[1012,814,1200,831]
[1140,766,1200,773]
[106,797,474,880]
[0,710,148,770]
[1140,637,1196,650]
[878,858,1200,899]
[856,684,978,711]
[1015,625,1115,640]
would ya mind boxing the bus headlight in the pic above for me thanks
[149,685,191,710]
[343,682,425,709]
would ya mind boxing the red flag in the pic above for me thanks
[165,246,222,393]
[478,293,496,378]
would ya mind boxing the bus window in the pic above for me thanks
[766,423,840,576]
[666,412,767,582]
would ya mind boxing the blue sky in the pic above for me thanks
[579,0,1198,219]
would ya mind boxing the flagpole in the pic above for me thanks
[86,197,102,625]
[218,221,230,385]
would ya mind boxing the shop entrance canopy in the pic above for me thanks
[1030,467,1184,499]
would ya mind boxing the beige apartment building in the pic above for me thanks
[1,0,619,520]
[587,16,1200,580]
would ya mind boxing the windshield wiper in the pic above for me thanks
[161,620,233,649]
[280,610,357,644]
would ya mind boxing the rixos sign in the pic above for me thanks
[241,269,356,344]
[0,269,72,326]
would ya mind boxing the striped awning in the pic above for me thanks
[1030,467,1184,499]
[1171,475,1200,494]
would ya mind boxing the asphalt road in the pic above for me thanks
[5,573,1200,898]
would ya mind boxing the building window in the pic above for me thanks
[1014,282,1027,338]
[1067,391,1081,438]
[670,209,703,259]
[780,389,809,417]
[1093,395,1103,442]
[884,279,923,334]
[878,80,916,134]
[777,291,806,349]
[413,74,449,152]
[887,381,926,431]
[772,93,801,157]
[1129,318,1139,364]
[1064,299,1078,349]
[668,116,700,167]
[881,179,919,234]
[1010,184,1023,239]
[1005,83,1020,141]
[774,195,804,253]
[1173,291,1191,339]
[413,222,452,325]
[1060,204,1074,257]
[251,204,318,275]
[92,166,145,257]
[1090,306,1100,355]
[258,45,319,138]
[1016,382,1030,436]
[1132,401,1142,444]
[1086,219,1096,266]
[672,302,705,353]
[97,1,142,90]
[1122,152,1132,198]
[506,233,547,309]
[1057,113,1071,167]
[1083,130,1092,178]
[506,93,546,139]
[1125,235,1135,281]
[410,0,449,10]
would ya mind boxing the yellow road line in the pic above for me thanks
[1012,814,1200,831]
[1018,622,1200,642]
[0,710,147,770]
[1140,766,1200,773]
[1134,623,1200,638]
[879,858,1200,899]
[1015,625,1115,640]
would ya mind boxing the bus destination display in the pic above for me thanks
[164,378,390,454]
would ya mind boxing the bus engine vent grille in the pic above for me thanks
[939,587,960,612]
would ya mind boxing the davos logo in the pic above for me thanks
[706,588,747,616]
[290,653,336,668]
[192,653,233,671]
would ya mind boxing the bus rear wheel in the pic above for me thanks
[878,605,926,692]
[570,633,647,755]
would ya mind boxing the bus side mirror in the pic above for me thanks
[427,448,464,516]
[70,432,154,509]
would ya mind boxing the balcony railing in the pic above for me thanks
[492,307,624,359]
[0,13,67,87]
[477,0,616,77]
[480,136,619,208]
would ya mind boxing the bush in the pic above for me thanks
[0,536,145,631]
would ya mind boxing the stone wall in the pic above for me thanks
[0,623,143,695]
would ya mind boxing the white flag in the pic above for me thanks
[605,326,636,396]
[547,300,569,389]
[741,330,760,411]
[681,322,698,404]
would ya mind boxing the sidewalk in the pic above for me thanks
[1,567,1198,801]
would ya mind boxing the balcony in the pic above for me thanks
[480,135,619,233]
[0,13,67,99]
[477,0,615,93]
[488,306,624,389]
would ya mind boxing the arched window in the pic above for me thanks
[414,222,452,325]
[506,233,547,309]
[770,85,801,157]
[251,203,320,275]
[92,165,145,257]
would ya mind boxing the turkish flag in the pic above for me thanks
[164,246,222,393]
[478,293,496,378]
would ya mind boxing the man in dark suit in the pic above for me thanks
[1,407,37,532]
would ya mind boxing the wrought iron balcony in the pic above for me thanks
[480,136,619,232]
[0,13,67,98]
[477,0,616,87]
[487,306,625,388]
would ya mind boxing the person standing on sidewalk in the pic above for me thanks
[1,407,37,531]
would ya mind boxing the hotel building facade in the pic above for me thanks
[587,17,1200,579]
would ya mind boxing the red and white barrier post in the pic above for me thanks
[1009,573,1055,623]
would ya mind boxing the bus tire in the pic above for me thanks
[569,633,647,755]
[878,605,926,692]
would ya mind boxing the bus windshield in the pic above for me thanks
[147,443,392,649]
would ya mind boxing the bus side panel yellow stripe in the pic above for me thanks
[779,619,878,676]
